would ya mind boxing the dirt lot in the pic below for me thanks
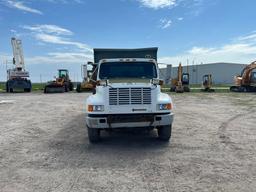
[0,92,256,192]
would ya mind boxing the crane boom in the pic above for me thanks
[8,37,29,79]
[11,37,25,70]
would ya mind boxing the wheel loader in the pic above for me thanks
[44,69,73,93]
[76,62,97,92]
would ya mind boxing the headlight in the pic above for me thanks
[88,105,104,112]
[158,103,172,110]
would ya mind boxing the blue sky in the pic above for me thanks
[1,0,256,82]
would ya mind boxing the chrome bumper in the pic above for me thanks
[85,113,174,129]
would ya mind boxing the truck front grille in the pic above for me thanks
[109,88,151,105]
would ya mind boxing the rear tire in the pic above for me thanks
[76,83,81,92]
[184,86,190,92]
[69,83,74,91]
[44,87,47,93]
[87,127,100,143]
[65,85,68,92]
[158,125,172,141]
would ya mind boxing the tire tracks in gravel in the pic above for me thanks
[218,107,255,152]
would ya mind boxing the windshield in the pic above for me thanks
[99,62,157,79]
[58,70,68,78]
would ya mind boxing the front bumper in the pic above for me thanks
[85,112,174,129]
[7,79,31,89]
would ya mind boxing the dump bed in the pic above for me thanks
[93,47,158,63]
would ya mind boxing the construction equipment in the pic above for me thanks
[230,61,256,92]
[44,69,73,93]
[201,74,215,92]
[170,63,190,93]
[6,37,32,92]
[76,62,97,92]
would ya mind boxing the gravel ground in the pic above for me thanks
[0,92,256,192]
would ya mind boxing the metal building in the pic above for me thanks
[159,62,246,84]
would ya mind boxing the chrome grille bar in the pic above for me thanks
[109,87,151,105]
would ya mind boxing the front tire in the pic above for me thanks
[6,84,9,93]
[87,127,100,143]
[158,125,172,141]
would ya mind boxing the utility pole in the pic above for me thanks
[186,59,189,73]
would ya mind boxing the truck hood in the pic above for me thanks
[108,78,151,84]
[107,79,153,87]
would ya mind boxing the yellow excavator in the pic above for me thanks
[76,62,97,92]
[201,74,215,92]
[230,61,256,92]
[170,63,190,93]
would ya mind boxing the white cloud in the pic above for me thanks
[22,24,92,53]
[35,33,92,52]
[44,0,83,4]
[26,52,93,65]
[237,33,256,42]
[48,52,92,59]
[159,18,172,29]
[159,32,256,65]
[138,0,176,9]
[177,17,183,21]
[23,25,73,36]
[5,0,42,15]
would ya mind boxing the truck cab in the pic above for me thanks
[85,48,174,143]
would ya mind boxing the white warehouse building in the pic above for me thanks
[159,63,246,84]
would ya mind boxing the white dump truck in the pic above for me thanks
[85,48,174,143]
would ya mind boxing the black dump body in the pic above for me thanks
[93,47,158,63]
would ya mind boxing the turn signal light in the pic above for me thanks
[88,105,93,112]
[166,103,172,110]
